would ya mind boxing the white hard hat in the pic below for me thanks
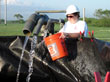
[66,5,79,15]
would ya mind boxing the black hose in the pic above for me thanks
[34,15,49,35]
[23,13,41,35]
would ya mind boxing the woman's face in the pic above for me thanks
[66,13,78,24]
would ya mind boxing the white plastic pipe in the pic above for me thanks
[4,0,7,25]
[83,8,85,21]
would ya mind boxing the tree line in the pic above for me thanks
[0,13,24,24]
[86,9,110,27]
[14,13,24,23]
[0,9,110,27]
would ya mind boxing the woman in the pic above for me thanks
[59,5,88,38]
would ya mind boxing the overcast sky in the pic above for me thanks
[1,0,110,20]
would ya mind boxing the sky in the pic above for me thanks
[1,0,110,20]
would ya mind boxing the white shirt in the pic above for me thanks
[59,20,88,37]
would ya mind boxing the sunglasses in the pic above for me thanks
[66,15,74,18]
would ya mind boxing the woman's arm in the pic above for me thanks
[68,33,80,38]
[60,32,80,38]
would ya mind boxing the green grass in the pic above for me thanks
[0,23,110,42]
[88,25,110,41]
[0,23,24,36]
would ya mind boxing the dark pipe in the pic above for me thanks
[45,18,65,30]
[50,19,65,24]
[59,19,65,24]
[34,14,49,35]
[23,13,41,36]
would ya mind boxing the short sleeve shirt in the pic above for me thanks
[59,20,88,37]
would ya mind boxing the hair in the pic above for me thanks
[73,12,80,18]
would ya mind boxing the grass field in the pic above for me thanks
[0,23,110,42]
[0,23,24,36]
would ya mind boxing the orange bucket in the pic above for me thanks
[44,33,68,61]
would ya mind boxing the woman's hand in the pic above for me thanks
[59,32,69,38]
